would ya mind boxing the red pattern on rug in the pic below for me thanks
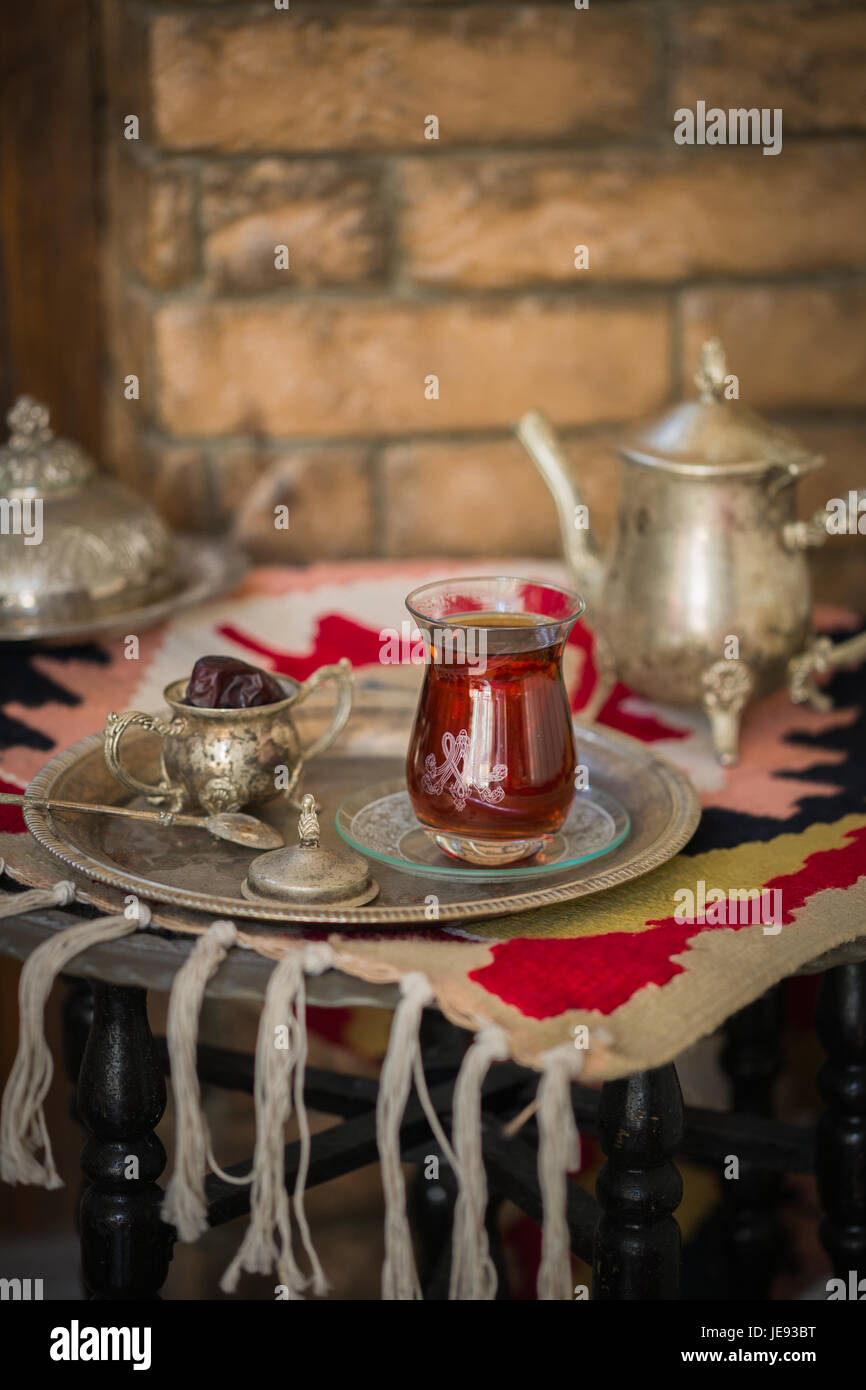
[218,614,385,681]
[469,826,866,1018]
[0,773,26,835]
[1,568,862,1045]
[219,611,689,744]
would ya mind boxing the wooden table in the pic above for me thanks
[2,897,864,1301]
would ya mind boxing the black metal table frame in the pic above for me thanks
[3,906,864,1301]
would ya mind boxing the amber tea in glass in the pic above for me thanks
[405,577,585,866]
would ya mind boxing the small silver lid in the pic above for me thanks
[242,794,378,908]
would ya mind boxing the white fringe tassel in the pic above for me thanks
[0,895,150,1188]
[162,919,238,1242]
[536,1042,584,1301]
[378,971,434,1301]
[449,1023,509,1300]
[221,943,334,1299]
[0,865,76,922]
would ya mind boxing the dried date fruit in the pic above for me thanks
[184,655,284,709]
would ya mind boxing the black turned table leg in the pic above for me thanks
[62,978,94,1276]
[816,962,866,1280]
[410,1155,457,1299]
[592,1064,684,1300]
[409,1155,510,1300]
[719,985,785,1299]
[61,977,94,1106]
[722,986,784,1115]
[485,1193,511,1301]
[410,1012,469,1296]
[76,984,173,1299]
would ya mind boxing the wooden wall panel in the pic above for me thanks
[0,0,103,455]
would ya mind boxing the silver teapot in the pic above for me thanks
[517,340,865,765]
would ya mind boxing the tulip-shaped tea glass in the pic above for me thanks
[405,577,585,866]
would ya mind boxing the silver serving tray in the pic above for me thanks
[22,721,700,927]
[0,536,247,643]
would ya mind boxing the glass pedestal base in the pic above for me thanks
[429,829,551,867]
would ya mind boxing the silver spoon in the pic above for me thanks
[0,792,284,850]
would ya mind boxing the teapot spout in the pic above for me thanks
[515,410,605,601]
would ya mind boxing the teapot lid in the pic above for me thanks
[619,340,821,478]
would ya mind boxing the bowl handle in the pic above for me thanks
[104,710,188,811]
[292,658,354,764]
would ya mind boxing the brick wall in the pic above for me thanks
[101,1,866,565]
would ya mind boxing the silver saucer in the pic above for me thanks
[335,781,631,882]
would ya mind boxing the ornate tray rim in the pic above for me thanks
[0,535,247,643]
[22,723,701,927]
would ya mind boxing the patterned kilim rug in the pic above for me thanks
[2,559,864,1074]
[1,560,864,1298]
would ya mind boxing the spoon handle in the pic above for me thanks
[0,791,203,828]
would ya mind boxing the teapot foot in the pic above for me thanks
[701,658,755,767]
